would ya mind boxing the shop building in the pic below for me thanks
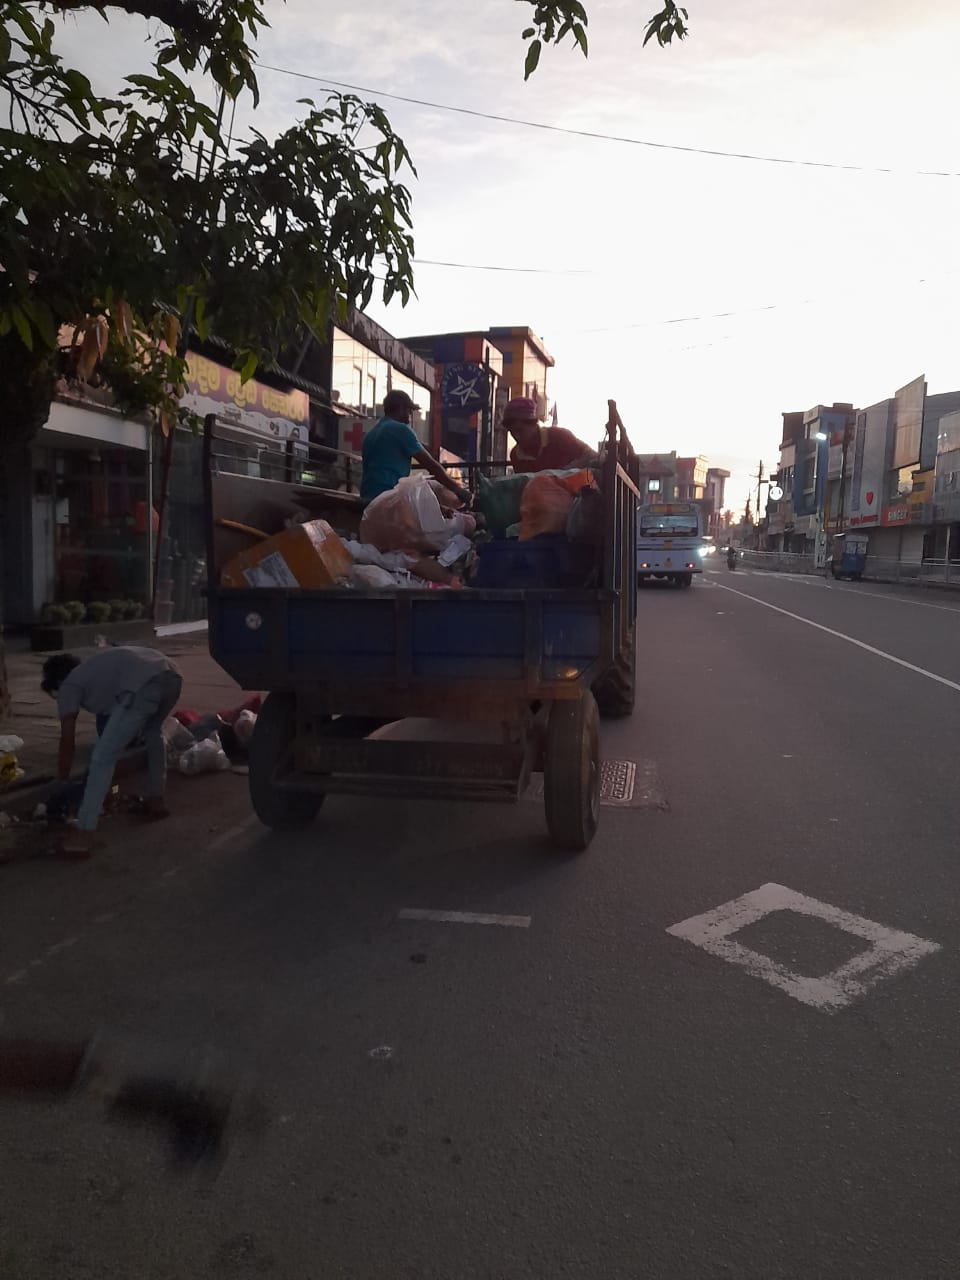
[402,326,555,465]
[2,309,435,631]
[400,330,506,463]
[1,384,153,630]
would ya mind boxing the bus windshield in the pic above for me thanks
[640,514,700,537]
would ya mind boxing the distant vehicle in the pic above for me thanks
[830,532,868,581]
[637,501,705,589]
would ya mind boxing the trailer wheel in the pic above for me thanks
[679,573,693,588]
[544,692,600,852]
[592,625,636,719]
[249,692,324,831]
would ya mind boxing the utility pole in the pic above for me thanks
[754,460,765,549]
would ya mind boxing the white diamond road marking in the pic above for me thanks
[666,882,941,1014]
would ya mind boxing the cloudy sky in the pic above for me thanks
[63,0,960,511]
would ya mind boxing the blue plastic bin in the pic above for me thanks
[472,535,595,590]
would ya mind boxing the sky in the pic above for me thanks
[58,0,960,513]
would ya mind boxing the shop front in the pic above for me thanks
[2,393,151,630]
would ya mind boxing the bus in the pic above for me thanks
[637,501,705,589]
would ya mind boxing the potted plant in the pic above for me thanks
[86,601,112,624]
[31,598,155,651]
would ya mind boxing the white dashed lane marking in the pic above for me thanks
[397,909,531,929]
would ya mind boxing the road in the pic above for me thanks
[2,568,960,1279]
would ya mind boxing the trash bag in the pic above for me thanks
[360,474,475,553]
[566,485,605,545]
[519,470,596,541]
[178,735,231,775]
[476,472,530,538]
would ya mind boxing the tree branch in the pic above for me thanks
[45,0,224,47]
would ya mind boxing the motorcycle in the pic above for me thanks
[726,548,737,570]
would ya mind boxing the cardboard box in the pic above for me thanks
[221,520,353,590]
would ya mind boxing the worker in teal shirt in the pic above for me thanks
[360,390,471,506]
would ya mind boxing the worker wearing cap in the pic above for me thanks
[360,390,471,506]
[505,398,594,474]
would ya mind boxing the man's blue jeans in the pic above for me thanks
[77,671,183,832]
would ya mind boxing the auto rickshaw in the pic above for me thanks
[830,532,868,581]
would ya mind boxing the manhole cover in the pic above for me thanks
[600,759,636,804]
[527,759,666,810]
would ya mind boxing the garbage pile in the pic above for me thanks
[471,467,602,589]
[162,696,262,776]
[217,466,602,594]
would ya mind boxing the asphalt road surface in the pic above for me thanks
[3,568,960,1279]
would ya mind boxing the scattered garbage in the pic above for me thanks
[178,735,231,775]
[162,715,195,764]
[0,735,25,788]
[437,534,475,569]
[352,564,402,590]
[233,710,257,747]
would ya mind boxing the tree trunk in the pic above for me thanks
[0,636,9,725]
[0,335,57,725]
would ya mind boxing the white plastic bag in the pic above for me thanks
[437,533,475,568]
[352,563,405,589]
[345,541,419,572]
[233,709,257,746]
[178,734,230,775]
[360,474,475,553]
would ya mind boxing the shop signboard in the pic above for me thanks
[181,352,309,442]
[881,501,911,527]
[338,413,376,455]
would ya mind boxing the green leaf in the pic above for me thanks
[9,304,33,350]
[574,23,588,54]
[238,350,258,383]
[21,297,57,349]
[524,38,542,80]
[194,294,209,340]
[521,26,536,37]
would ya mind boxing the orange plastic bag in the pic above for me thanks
[518,470,596,541]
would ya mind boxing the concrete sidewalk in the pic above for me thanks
[1,632,245,812]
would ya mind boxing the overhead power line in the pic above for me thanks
[257,63,960,178]
[414,257,590,275]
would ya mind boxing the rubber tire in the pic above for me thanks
[544,692,600,852]
[680,573,693,589]
[593,625,636,719]
[248,692,324,831]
